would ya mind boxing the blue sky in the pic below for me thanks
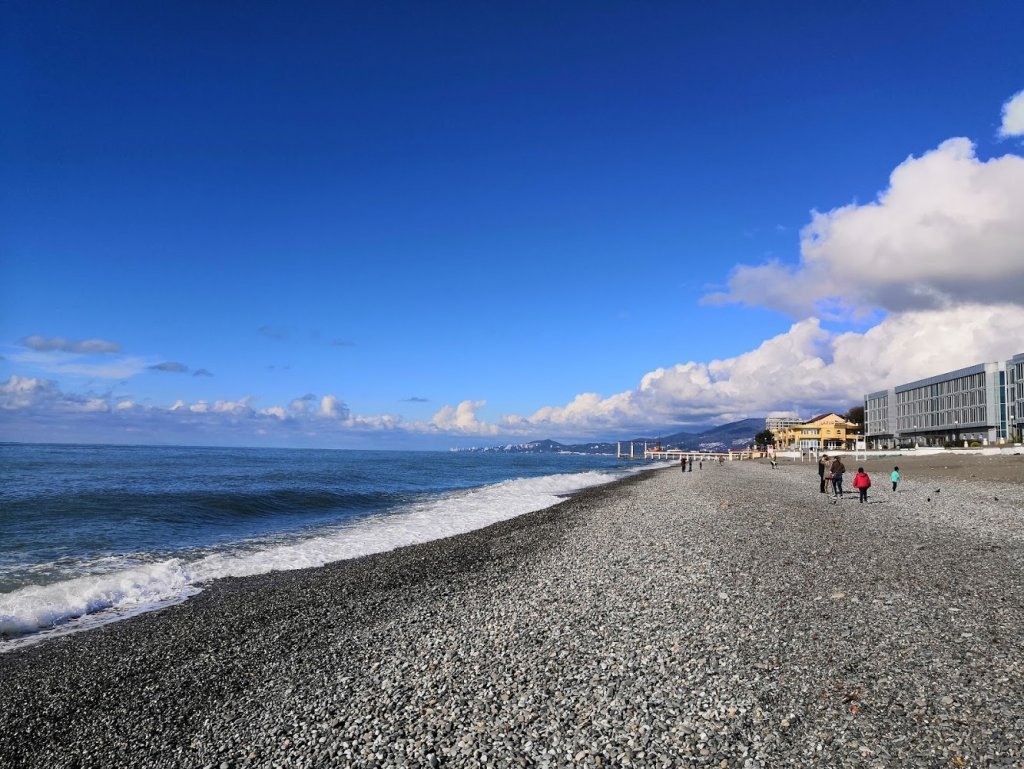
[3,2,1024,448]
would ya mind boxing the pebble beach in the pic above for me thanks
[1,456,1021,769]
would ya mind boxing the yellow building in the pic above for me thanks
[774,413,862,452]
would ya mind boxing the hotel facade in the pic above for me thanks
[773,413,861,452]
[864,353,1024,449]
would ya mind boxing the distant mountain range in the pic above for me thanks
[454,418,764,455]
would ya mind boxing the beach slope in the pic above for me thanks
[1,460,1021,768]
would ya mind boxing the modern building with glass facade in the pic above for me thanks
[864,353,1024,448]
[1007,352,1024,442]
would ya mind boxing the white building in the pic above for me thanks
[764,416,802,433]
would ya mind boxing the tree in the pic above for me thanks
[754,429,776,449]
[845,405,865,429]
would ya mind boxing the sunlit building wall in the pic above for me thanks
[864,355,1022,448]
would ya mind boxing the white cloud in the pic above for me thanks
[212,397,255,415]
[21,335,121,354]
[10,350,151,379]
[708,138,1024,316]
[0,375,110,413]
[348,413,400,430]
[289,394,316,414]
[5,302,1023,444]
[319,395,349,419]
[504,305,1024,435]
[430,400,500,435]
[999,88,1024,138]
[0,376,58,409]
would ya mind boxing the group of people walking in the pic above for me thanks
[817,454,901,502]
[818,454,846,497]
[679,456,707,472]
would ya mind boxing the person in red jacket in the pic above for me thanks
[853,467,872,503]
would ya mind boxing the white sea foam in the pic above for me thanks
[0,467,638,649]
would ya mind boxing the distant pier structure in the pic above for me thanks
[616,441,758,461]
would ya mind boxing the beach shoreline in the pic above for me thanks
[1,459,1021,768]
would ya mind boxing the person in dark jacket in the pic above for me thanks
[818,454,829,493]
[830,456,846,497]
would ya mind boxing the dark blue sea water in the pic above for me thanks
[1,443,636,648]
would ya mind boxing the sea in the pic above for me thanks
[0,443,646,651]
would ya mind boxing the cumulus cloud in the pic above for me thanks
[503,305,1024,435]
[0,377,417,446]
[999,89,1024,138]
[212,397,255,415]
[149,362,189,373]
[348,413,401,430]
[2,382,314,421]
[6,305,1022,445]
[180,398,255,415]
[707,138,1024,316]
[288,393,316,414]
[319,394,350,419]
[21,335,121,354]
[0,376,59,409]
[0,375,109,413]
[430,400,500,435]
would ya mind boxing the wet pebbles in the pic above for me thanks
[1,462,1021,768]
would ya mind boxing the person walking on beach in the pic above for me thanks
[830,456,846,498]
[853,467,871,503]
[699,459,703,470]
[688,456,693,472]
[818,454,829,493]
[891,466,900,492]
[681,456,685,474]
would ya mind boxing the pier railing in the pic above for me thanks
[615,442,764,461]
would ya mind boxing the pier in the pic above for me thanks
[615,441,762,461]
